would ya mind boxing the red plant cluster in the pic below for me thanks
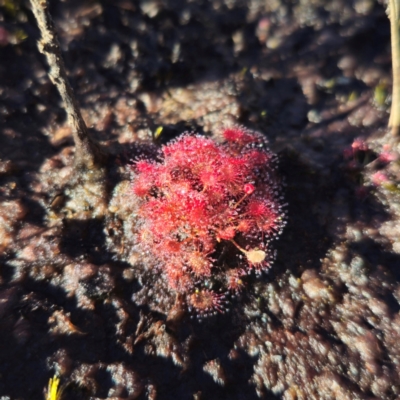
[132,127,285,317]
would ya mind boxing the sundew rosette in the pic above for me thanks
[131,127,286,318]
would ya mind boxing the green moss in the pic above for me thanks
[374,83,388,107]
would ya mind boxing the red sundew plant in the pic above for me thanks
[132,127,286,318]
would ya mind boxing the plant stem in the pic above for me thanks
[30,0,104,168]
[389,0,400,136]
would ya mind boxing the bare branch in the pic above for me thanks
[388,0,400,136]
[30,0,105,168]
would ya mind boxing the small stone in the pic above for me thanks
[307,109,322,123]
[266,36,282,50]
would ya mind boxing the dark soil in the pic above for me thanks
[1,0,400,399]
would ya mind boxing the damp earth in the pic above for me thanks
[1,0,400,399]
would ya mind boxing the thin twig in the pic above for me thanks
[30,0,104,168]
[388,0,400,136]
